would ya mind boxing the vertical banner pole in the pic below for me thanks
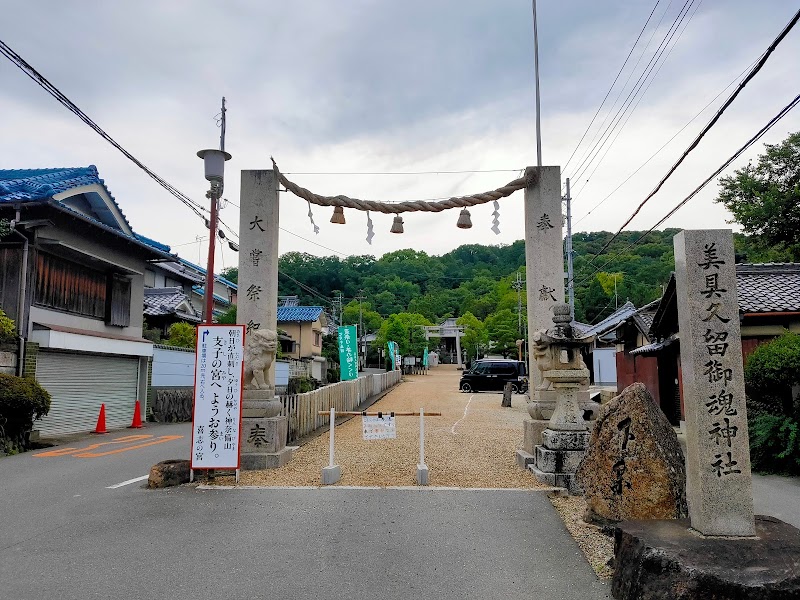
[329,407,335,468]
[420,407,425,465]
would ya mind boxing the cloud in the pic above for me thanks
[0,0,798,269]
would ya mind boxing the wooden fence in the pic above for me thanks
[280,370,402,442]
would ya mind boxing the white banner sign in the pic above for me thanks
[191,325,245,469]
[362,414,397,440]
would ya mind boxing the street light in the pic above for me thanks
[197,148,232,324]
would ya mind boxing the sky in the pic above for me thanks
[1,1,798,270]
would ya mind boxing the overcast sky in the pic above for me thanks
[1,1,798,269]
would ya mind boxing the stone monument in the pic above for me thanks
[612,230,800,599]
[527,303,594,493]
[238,169,292,470]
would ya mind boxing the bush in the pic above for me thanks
[0,307,17,344]
[0,374,51,454]
[164,322,196,349]
[287,376,316,394]
[749,414,800,475]
[745,331,800,417]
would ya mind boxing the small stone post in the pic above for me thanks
[238,169,292,470]
[524,166,564,412]
[674,230,755,537]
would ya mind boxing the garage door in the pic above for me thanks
[35,351,140,437]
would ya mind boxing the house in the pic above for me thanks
[617,263,800,425]
[277,304,327,381]
[572,301,639,387]
[0,166,178,436]
[142,261,204,335]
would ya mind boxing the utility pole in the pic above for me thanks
[564,177,575,321]
[199,97,229,324]
[532,0,542,168]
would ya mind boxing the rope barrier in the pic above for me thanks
[272,158,534,215]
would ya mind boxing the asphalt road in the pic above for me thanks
[1,423,610,600]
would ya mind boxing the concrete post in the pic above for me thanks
[524,166,564,398]
[455,328,463,369]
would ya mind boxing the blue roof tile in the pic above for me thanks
[277,306,324,322]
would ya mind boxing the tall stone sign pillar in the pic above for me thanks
[674,229,754,537]
[524,166,564,411]
[238,169,292,470]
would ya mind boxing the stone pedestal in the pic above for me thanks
[613,517,800,599]
[527,389,557,420]
[529,373,590,494]
[516,418,549,468]
[242,389,282,418]
[241,415,293,470]
[321,465,341,485]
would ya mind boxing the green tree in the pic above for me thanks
[484,309,518,357]
[457,311,488,360]
[716,132,800,260]
[217,305,237,324]
[164,322,196,349]
[220,267,238,284]
[745,331,800,418]
[375,313,432,357]
[341,300,383,333]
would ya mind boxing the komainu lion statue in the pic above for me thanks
[244,328,278,390]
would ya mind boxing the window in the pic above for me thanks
[314,331,321,346]
[35,252,106,319]
[35,252,131,326]
[144,269,156,288]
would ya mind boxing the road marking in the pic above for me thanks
[106,475,150,489]
[34,434,183,458]
[450,395,475,434]
[75,435,183,457]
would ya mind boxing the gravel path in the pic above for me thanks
[241,365,550,489]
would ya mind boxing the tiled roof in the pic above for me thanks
[192,285,231,306]
[143,287,200,321]
[736,263,800,313]
[277,306,324,322]
[0,166,175,260]
[0,166,134,231]
[577,301,638,340]
[179,257,238,290]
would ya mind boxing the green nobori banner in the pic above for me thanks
[338,325,359,381]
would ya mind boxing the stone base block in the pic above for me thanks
[613,516,800,599]
[241,447,293,470]
[534,445,586,473]
[541,429,590,451]
[241,416,287,454]
[321,465,342,485]
[416,464,429,485]
[528,464,582,494]
[516,450,535,469]
[523,419,549,454]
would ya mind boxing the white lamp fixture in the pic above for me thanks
[197,148,232,183]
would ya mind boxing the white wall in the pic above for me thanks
[152,346,196,387]
[592,347,617,386]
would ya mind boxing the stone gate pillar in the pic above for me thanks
[524,166,564,398]
[238,169,291,469]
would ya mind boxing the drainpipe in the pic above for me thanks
[9,210,29,376]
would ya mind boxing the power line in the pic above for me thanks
[573,91,800,289]
[572,56,758,226]
[562,0,662,173]
[587,7,800,261]
[569,0,702,199]
[0,38,209,219]
[565,0,678,186]
[568,0,696,189]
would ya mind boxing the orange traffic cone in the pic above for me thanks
[128,400,144,429]
[94,403,108,434]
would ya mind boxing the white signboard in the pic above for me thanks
[191,325,245,469]
[362,414,397,440]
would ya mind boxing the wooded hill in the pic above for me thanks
[220,229,779,331]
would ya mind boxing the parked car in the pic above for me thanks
[459,359,528,393]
